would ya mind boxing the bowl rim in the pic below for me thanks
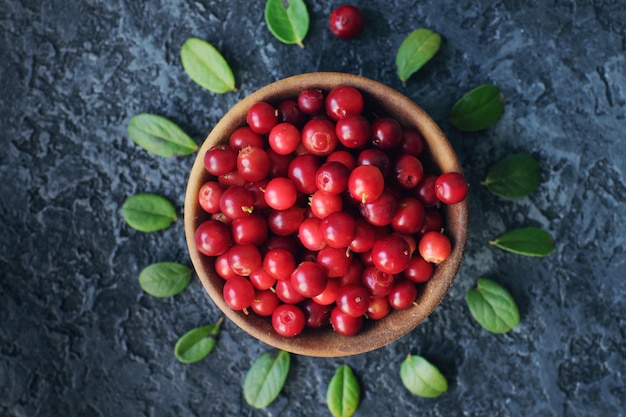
[184,72,469,357]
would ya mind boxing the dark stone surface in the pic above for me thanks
[1,0,625,416]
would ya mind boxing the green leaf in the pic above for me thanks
[449,84,504,132]
[122,193,177,232]
[489,227,555,257]
[400,355,448,398]
[264,0,309,48]
[466,278,520,334]
[244,350,291,408]
[180,38,236,93]
[174,318,223,364]
[395,28,441,85]
[138,262,192,297]
[128,114,198,157]
[326,365,360,417]
[482,153,541,198]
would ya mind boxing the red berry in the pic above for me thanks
[319,211,357,248]
[435,172,468,204]
[247,101,278,134]
[371,234,411,274]
[223,276,255,311]
[348,165,385,203]
[264,177,298,210]
[329,4,364,39]
[404,255,434,283]
[388,280,418,310]
[229,126,265,150]
[330,306,364,336]
[272,304,306,337]
[301,118,339,156]
[268,122,301,155]
[336,114,370,149]
[251,289,280,316]
[227,243,262,276]
[290,261,328,298]
[301,299,333,329]
[298,88,325,115]
[336,284,370,317]
[198,181,223,214]
[195,219,231,256]
[326,85,364,121]
[418,231,452,264]
[204,145,237,176]
[263,248,297,281]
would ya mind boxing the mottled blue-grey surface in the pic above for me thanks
[1,1,625,416]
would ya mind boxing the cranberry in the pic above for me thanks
[329,4,364,39]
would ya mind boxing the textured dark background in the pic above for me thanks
[1,0,625,416]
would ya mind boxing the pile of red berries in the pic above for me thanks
[194,85,468,338]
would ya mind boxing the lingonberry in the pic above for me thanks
[264,177,298,210]
[223,276,255,311]
[348,164,385,203]
[272,304,306,337]
[367,296,391,320]
[336,114,371,149]
[336,284,370,317]
[371,234,412,275]
[231,214,268,246]
[247,101,278,134]
[418,231,452,264]
[301,118,339,156]
[316,246,352,278]
[298,216,327,251]
[310,190,343,219]
[312,279,341,306]
[249,268,277,290]
[297,88,325,115]
[435,172,468,204]
[325,85,364,121]
[315,161,349,195]
[263,248,297,281]
[329,4,364,39]
[391,197,426,234]
[326,149,357,170]
[277,99,306,127]
[219,186,254,220]
[330,306,364,336]
[357,148,391,177]
[204,144,237,176]
[237,146,271,182]
[400,128,425,157]
[371,117,403,150]
[275,279,306,305]
[301,298,333,329]
[290,261,328,298]
[229,126,265,150]
[361,266,395,297]
[268,122,301,155]
[319,211,357,248]
[267,205,304,236]
[215,252,237,280]
[387,279,418,310]
[359,190,398,227]
[394,154,424,189]
[251,289,280,317]
[288,153,322,194]
[415,174,439,207]
[227,243,263,276]
[403,255,434,284]
[195,219,231,257]
[198,181,223,214]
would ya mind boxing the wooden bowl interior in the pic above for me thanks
[184,72,468,357]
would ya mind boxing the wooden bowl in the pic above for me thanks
[184,72,468,357]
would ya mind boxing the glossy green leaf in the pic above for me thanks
[327,365,360,417]
[400,355,448,398]
[449,84,504,132]
[466,278,520,334]
[138,262,192,297]
[174,318,223,364]
[122,193,177,232]
[482,153,541,198]
[128,114,197,157]
[264,0,310,48]
[395,28,441,86]
[244,350,290,409]
[489,227,555,257]
[180,37,236,93]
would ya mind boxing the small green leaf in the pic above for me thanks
[138,262,192,297]
[395,28,441,85]
[128,114,198,157]
[326,365,360,417]
[482,153,541,198]
[264,0,310,48]
[489,227,555,257]
[174,318,223,364]
[400,355,448,398]
[244,350,291,409]
[466,278,520,334]
[449,84,504,132]
[122,193,177,232]
[180,38,236,93]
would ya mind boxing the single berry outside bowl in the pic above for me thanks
[184,72,469,357]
